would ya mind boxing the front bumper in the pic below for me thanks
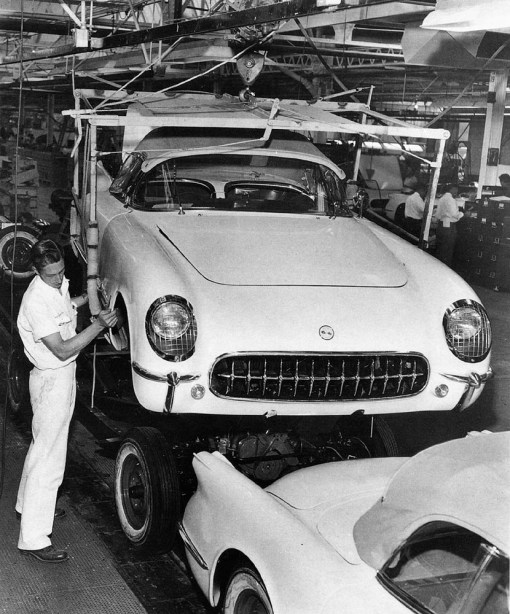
[133,361,494,415]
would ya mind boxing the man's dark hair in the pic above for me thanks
[31,239,63,272]
[499,173,510,185]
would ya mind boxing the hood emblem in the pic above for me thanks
[319,325,334,340]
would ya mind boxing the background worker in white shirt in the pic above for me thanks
[16,239,117,563]
[404,184,427,237]
[434,184,464,267]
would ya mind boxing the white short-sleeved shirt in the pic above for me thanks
[404,191,425,220]
[17,275,78,369]
[435,192,464,228]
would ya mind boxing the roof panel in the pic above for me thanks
[354,431,510,568]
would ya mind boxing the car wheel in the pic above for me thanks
[372,416,399,456]
[0,226,39,284]
[335,415,399,459]
[115,426,180,553]
[7,344,32,414]
[223,567,273,614]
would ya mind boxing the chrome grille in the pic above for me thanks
[210,353,429,401]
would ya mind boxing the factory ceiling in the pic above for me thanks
[0,0,509,121]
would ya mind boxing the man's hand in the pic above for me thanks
[42,309,119,362]
[97,309,119,329]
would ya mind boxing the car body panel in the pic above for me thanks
[180,431,510,614]
[355,430,510,566]
[151,213,408,288]
[96,199,490,414]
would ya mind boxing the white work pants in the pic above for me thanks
[16,362,76,550]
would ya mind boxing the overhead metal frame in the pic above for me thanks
[64,91,450,261]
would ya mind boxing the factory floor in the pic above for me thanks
[0,389,209,614]
[0,283,508,613]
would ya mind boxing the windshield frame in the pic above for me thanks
[118,151,352,217]
[377,521,509,614]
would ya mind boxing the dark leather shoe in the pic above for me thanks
[16,507,66,521]
[19,545,68,563]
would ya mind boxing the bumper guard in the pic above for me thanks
[441,367,494,411]
[132,362,199,412]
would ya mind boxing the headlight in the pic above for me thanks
[146,296,197,361]
[443,300,491,362]
[152,303,190,339]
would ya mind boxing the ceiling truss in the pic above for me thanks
[0,0,509,118]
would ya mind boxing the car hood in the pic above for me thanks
[148,213,408,287]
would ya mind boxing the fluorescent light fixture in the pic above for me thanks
[316,0,343,6]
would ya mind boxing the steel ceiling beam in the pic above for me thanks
[0,11,131,36]
[0,0,338,65]
[95,0,330,50]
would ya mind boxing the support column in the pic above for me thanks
[46,93,55,148]
[477,69,509,197]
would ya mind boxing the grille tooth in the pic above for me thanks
[368,358,375,396]
[324,360,331,398]
[338,361,346,398]
[410,360,418,389]
[211,353,428,401]
[396,359,403,394]
[262,359,268,397]
[246,359,252,396]
[228,360,235,395]
[353,359,361,397]
[277,359,283,398]
[293,359,300,399]
[309,360,315,398]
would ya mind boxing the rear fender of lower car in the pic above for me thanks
[182,452,361,614]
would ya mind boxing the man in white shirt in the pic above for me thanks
[16,239,117,563]
[434,184,464,266]
[404,185,427,237]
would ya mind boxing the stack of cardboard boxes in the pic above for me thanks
[454,193,510,292]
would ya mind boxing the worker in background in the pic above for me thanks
[499,173,510,196]
[15,239,118,563]
[434,184,464,267]
[403,184,427,237]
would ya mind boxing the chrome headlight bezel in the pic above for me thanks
[443,299,491,363]
[146,295,197,362]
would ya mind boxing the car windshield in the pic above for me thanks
[123,153,351,217]
[378,522,509,614]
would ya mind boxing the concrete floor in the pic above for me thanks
[0,282,508,613]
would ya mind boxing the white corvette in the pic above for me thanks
[180,431,509,614]
[86,120,491,420]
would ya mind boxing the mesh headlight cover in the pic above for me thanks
[146,296,197,361]
[443,300,491,362]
